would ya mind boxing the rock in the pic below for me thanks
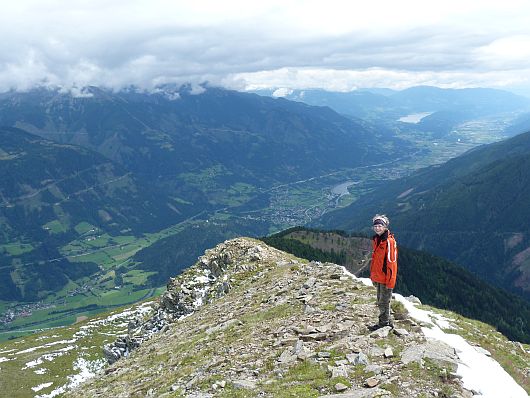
[103,344,121,364]
[318,388,390,397]
[300,333,327,341]
[401,340,459,372]
[331,365,349,378]
[303,277,317,289]
[304,304,316,314]
[293,340,305,354]
[86,238,475,398]
[338,320,355,331]
[370,326,392,338]
[279,337,299,346]
[406,295,422,305]
[364,377,379,388]
[364,364,382,375]
[278,349,297,364]
[393,328,409,337]
[232,379,257,390]
[297,294,313,303]
[205,318,242,335]
[335,382,348,392]
[185,375,199,389]
[316,323,332,333]
[186,393,213,398]
[346,352,369,366]
[293,325,317,334]
[368,346,385,357]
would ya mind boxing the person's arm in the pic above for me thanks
[385,237,398,289]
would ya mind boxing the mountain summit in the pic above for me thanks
[55,238,527,398]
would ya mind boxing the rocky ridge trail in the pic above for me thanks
[67,238,483,397]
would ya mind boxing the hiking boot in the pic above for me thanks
[367,323,384,331]
[367,322,394,331]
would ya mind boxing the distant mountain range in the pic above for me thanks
[320,129,530,300]
[0,86,406,181]
[254,86,530,137]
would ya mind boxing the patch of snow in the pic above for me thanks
[23,357,44,368]
[340,266,372,287]
[31,382,53,392]
[72,302,154,340]
[394,293,528,398]
[68,357,105,388]
[179,312,194,321]
[431,312,456,329]
[340,267,526,396]
[396,294,433,325]
[193,286,210,307]
[35,385,65,397]
[35,357,105,398]
[16,346,41,354]
[191,274,210,285]
[0,356,12,363]
[0,349,16,354]
[34,368,47,374]
[356,277,373,287]
[97,332,123,336]
[16,339,76,354]
[23,346,76,369]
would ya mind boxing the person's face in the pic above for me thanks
[373,224,386,235]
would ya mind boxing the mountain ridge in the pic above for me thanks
[254,86,530,131]
[1,238,528,397]
[70,238,530,397]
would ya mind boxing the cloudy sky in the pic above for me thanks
[2,0,530,95]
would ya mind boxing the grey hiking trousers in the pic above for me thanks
[375,282,393,326]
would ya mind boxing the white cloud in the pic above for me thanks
[227,67,530,92]
[474,35,530,68]
[1,1,530,93]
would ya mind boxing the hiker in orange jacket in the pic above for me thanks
[368,214,398,331]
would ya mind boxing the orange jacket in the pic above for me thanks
[370,231,398,289]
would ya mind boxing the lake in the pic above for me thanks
[398,112,433,123]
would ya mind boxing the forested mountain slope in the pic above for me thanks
[0,127,181,300]
[320,131,530,299]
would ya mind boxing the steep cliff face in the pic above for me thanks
[62,238,528,398]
